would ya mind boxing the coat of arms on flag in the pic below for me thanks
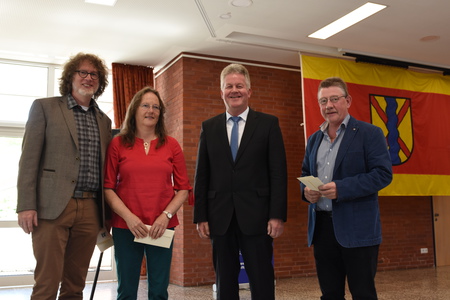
[370,94,413,166]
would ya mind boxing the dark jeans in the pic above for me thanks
[313,212,379,300]
[113,227,173,300]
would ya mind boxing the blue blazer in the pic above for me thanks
[301,116,392,248]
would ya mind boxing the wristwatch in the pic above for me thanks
[163,210,173,219]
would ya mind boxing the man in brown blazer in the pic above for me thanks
[17,53,112,300]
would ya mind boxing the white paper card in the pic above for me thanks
[297,176,324,192]
[96,227,114,252]
[134,225,174,248]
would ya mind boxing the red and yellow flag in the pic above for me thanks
[301,54,450,196]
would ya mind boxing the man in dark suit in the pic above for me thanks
[17,53,111,299]
[194,63,287,300]
[301,77,392,300]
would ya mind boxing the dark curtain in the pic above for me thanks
[112,63,153,128]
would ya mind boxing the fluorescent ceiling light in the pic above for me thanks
[308,2,387,39]
[85,0,117,6]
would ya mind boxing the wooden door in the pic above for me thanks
[433,196,450,266]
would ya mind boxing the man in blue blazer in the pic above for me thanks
[301,77,392,300]
[194,64,287,300]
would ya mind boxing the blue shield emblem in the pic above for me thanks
[370,94,413,166]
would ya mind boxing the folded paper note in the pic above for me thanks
[297,176,324,192]
[134,225,174,248]
[96,227,114,252]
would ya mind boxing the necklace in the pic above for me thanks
[144,141,149,151]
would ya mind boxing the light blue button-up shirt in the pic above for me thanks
[316,114,350,211]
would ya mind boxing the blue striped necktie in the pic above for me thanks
[230,116,241,161]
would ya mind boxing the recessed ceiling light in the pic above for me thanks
[308,2,387,40]
[229,0,253,8]
[220,12,232,19]
[85,0,117,6]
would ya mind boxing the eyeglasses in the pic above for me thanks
[318,95,346,105]
[139,104,161,111]
[75,70,99,80]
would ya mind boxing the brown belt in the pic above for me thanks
[73,190,97,199]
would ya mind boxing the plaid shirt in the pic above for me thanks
[67,95,101,192]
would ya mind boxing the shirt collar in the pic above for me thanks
[319,114,350,133]
[67,94,99,110]
[226,106,249,122]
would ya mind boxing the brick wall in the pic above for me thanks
[154,54,435,286]
[378,196,435,270]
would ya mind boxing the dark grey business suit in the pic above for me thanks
[194,108,287,300]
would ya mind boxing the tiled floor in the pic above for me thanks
[1,266,449,299]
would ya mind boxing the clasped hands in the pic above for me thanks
[126,213,169,239]
[304,182,337,203]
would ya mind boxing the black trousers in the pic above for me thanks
[211,214,275,300]
[313,211,379,300]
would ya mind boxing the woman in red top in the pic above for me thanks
[104,86,192,300]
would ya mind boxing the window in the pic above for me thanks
[0,60,115,286]
[0,63,48,123]
[0,137,22,221]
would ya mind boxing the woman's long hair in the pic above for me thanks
[118,86,167,149]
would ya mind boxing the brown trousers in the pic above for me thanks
[31,198,100,300]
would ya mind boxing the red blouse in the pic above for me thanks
[104,136,192,229]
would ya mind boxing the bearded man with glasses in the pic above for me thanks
[17,52,112,300]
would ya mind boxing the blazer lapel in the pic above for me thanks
[95,106,110,160]
[334,117,358,173]
[234,109,257,163]
[59,95,79,150]
[215,113,234,163]
[310,132,324,176]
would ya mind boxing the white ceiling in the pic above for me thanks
[1,0,449,72]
